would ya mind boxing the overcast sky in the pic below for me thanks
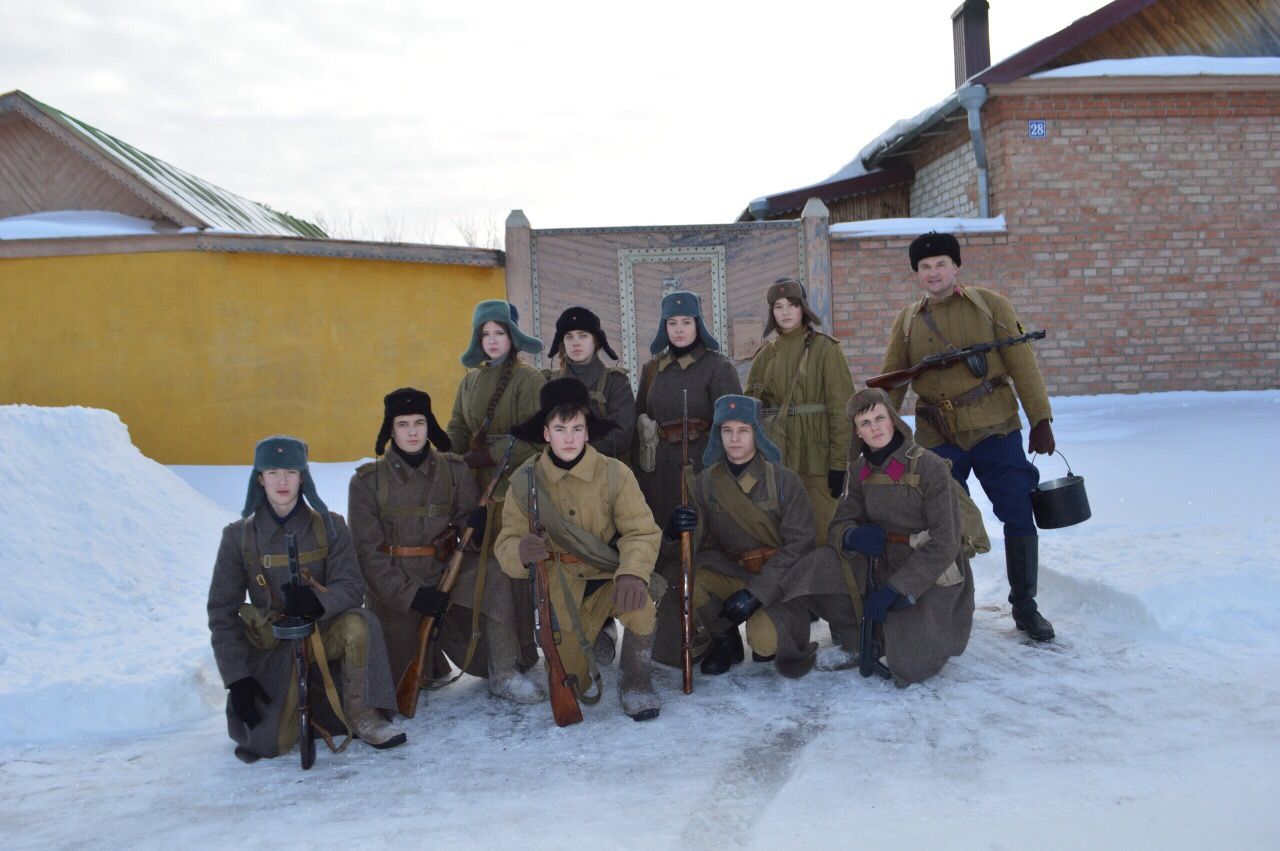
[3,0,1108,244]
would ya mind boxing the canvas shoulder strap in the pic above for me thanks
[511,461,622,571]
[707,463,783,549]
[375,453,454,519]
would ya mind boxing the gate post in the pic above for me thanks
[504,209,534,337]
[801,197,832,329]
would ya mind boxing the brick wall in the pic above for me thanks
[831,88,1280,401]
[909,137,979,218]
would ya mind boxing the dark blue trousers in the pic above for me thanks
[930,430,1040,539]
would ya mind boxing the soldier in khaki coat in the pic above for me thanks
[348,388,545,707]
[746,279,855,543]
[659,394,826,679]
[879,232,1056,641]
[447,300,547,671]
[208,436,404,763]
[545,306,635,461]
[495,378,664,721]
[828,389,976,686]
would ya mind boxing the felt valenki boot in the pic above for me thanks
[343,666,406,750]
[619,628,661,722]
[488,622,548,704]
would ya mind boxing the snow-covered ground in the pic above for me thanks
[3,392,1279,848]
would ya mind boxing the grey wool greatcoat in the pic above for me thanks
[349,448,511,686]
[207,507,397,758]
[654,453,837,667]
[546,355,635,460]
[634,343,742,580]
[827,402,975,686]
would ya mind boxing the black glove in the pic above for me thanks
[664,506,698,540]
[864,584,908,624]
[827,469,847,499]
[228,676,271,729]
[411,585,450,619]
[720,589,763,626]
[842,524,886,557]
[467,505,488,540]
[282,582,324,618]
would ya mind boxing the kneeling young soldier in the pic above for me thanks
[208,436,405,764]
[495,378,664,721]
[660,395,821,679]
[828,389,976,686]
[348,388,545,709]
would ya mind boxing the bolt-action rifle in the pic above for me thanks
[272,532,318,769]
[679,389,694,695]
[859,555,893,681]
[396,438,518,719]
[866,329,1046,391]
[527,465,584,727]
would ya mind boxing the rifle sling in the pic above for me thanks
[512,462,623,572]
[305,629,352,753]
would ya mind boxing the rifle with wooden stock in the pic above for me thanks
[679,389,694,695]
[526,464,584,726]
[866,329,1046,391]
[395,438,518,719]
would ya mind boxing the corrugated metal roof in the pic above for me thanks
[23,94,325,238]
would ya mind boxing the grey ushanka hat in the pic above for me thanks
[242,435,328,518]
[702,395,781,467]
[460,300,544,368]
[649,290,721,356]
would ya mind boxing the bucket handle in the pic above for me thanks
[1030,449,1075,477]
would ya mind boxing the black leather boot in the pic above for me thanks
[1006,535,1055,641]
[699,627,745,675]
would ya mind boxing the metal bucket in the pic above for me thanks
[1030,450,1091,529]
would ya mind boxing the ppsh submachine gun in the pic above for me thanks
[859,555,893,682]
[272,532,318,770]
[867,330,1046,391]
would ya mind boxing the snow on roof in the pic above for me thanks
[11,93,325,239]
[1032,56,1280,79]
[829,214,1006,239]
[0,211,165,240]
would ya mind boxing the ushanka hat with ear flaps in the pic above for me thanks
[548,306,619,361]
[763,277,821,336]
[509,377,620,445]
[845,387,914,462]
[242,435,328,518]
[702,394,781,467]
[908,231,962,271]
[649,290,721,356]
[460,300,544,368]
[375,387,450,456]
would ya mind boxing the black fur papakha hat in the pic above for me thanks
[509,377,619,445]
[548,306,619,361]
[908,231,962,271]
[375,387,450,456]
[763,277,821,336]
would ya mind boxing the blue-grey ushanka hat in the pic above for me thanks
[460,300,544,368]
[242,435,328,518]
[702,395,780,467]
[649,291,721,356]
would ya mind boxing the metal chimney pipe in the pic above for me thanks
[952,0,991,88]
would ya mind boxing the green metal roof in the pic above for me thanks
[15,92,325,238]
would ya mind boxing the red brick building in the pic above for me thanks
[743,0,1279,396]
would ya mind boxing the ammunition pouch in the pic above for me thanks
[239,603,283,650]
[636,414,658,472]
[735,546,778,575]
[918,376,1008,444]
[964,351,988,378]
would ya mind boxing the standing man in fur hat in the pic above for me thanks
[495,378,664,721]
[880,232,1055,641]
[348,388,545,707]
[447,300,548,678]
[747,278,855,544]
[660,395,827,678]
[545,305,635,461]
[827,389,976,685]
[208,436,405,763]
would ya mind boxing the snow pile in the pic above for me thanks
[830,214,1006,238]
[0,406,232,744]
[0,210,166,240]
[1032,55,1280,79]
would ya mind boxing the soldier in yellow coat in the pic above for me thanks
[746,278,855,544]
[880,232,1055,641]
[496,378,664,721]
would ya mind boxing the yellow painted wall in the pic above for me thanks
[0,251,504,463]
